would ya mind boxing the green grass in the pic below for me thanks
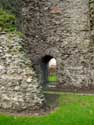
[48,75,58,82]
[0,93,94,125]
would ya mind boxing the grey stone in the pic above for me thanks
[22,0,94,87]
[0,33,44,111]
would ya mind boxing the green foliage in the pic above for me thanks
[0,9,16,32]
[0,0,22,16]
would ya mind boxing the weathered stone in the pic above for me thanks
[0,0,94,113]
[22,0,94,87]
[0,33,44,111]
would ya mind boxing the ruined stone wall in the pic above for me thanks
[89,0,94,30]
[22,0,94,88]
[0,33,44,112]
[88,0,94,87]
[89,0,94,41]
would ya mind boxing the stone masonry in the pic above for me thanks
[22,0,94,88]
[0,0,94,112]
[0,33,44,111]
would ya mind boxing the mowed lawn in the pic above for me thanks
[0,93,94,125]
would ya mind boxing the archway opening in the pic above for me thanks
[41,55,57,87]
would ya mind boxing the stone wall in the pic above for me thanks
[89,0,94,41]
[22,0,94,88]
[0,33,44,112]
[88,0,94,87]
[0,0,94,113]
[89,0,94,30]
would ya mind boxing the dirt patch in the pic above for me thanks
[47,83,94,94]
[44,93,59,110]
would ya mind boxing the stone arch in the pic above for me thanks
[41,55,57,87]
[41,47,61,65]
[40,48,62,87]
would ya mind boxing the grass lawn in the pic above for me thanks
[0,93,94,125]
[48,75,58,82]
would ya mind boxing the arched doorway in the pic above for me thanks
[41,55,57,88]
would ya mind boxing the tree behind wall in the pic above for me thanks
[0,0,22,30]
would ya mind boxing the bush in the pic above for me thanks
[0,9,16,32]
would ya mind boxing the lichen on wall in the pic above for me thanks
[0,33,44,111]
